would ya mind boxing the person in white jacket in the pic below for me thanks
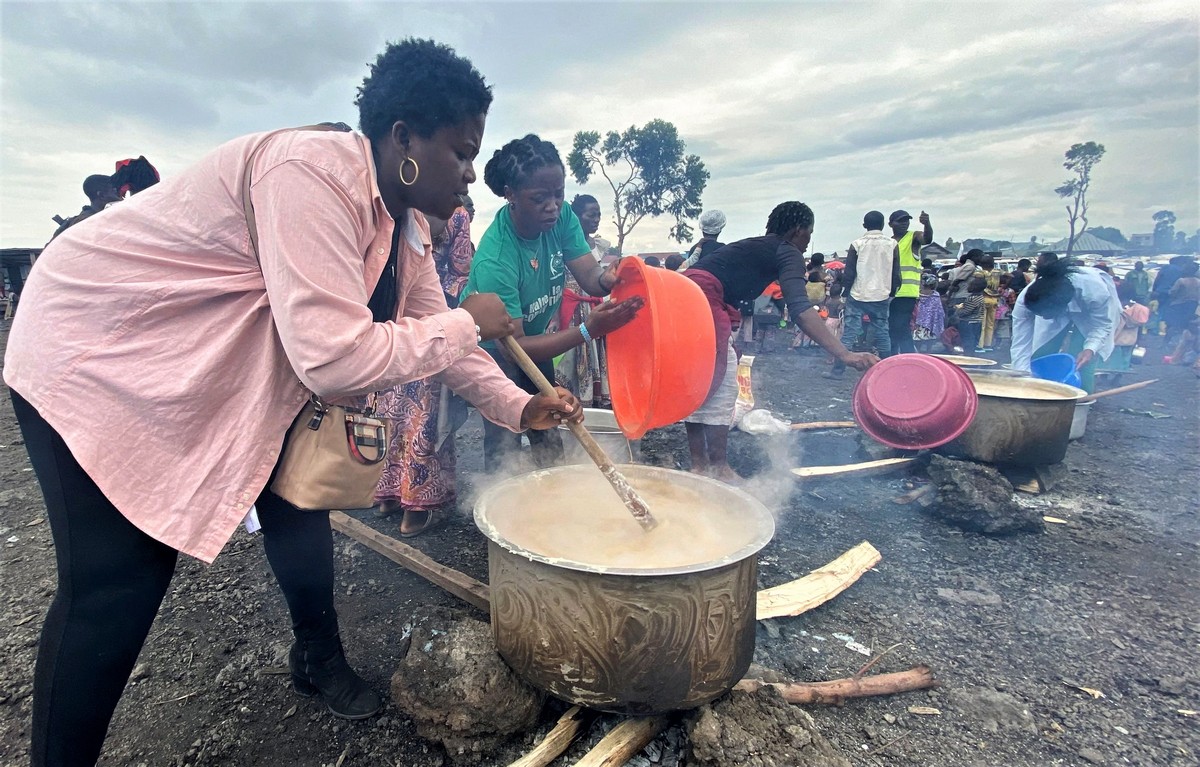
[1010,256,1121,393]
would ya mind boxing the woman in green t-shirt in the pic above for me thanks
[464,134,642,471]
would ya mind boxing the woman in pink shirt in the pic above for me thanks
[5,39,580,766]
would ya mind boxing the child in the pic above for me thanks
[993,273,1016,352]
[818,284,845,361]
[953,277,987,354]
[913,273,946,352]
[979,260,1001,351]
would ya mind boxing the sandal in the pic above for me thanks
[398,509,443,538]
[374,499,403,519]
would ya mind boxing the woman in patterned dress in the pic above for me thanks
[375,204,475,536]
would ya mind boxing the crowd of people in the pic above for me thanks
[7,34,1199,767]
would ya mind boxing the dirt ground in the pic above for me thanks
[1,324,1198,767]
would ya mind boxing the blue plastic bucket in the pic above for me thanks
[1031,353,1082,389]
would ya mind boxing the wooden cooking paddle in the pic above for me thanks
[500,335,658,531]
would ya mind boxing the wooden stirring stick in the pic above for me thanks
[500,335,658,531]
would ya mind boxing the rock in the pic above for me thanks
[390,609,545,763]
[686,687,852,767]
[1078,746,1106,764]
[1156,676,1188,696]
[947,687,1037,734]
[129,663,151,682]
[882,713,897,724]
[925,455,1044,535]
[936,588,1003,607]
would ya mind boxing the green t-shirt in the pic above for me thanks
[464,203,592,337]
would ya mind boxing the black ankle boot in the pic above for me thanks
[289,635,383,720]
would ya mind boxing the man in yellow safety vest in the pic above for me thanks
[888,209,934,354]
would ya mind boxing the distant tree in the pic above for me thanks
[1089,226,1127,246]
[1174,231,1188,252]
[1054,141,1105,255]
[568,119,708,255]
[944,237,959,252]
[1187,230,1200,254]
[1153,210,1176,253]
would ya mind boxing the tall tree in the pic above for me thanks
[1089,226,1127,246]
[567,119,708,254]
[1054,141,1105,255]
[1153,210,1176,253]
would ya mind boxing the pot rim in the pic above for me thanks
[965,373,1088,401]
[473,464,775,576]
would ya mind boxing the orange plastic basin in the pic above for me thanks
[606,259,716,439]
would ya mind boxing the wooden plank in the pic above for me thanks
[328,511,490,613]
[757,541,882,620]
[509,706,593,767]
[790,420,857,431]
[790,457,916,479]
[572,716,668,767]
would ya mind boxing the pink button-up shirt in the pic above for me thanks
[5,129,530,563]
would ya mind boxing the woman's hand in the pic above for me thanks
[460,293,515,340]
[584,296,643,337]
[598,258,622,293]
[521,386,582,430]
[838,351,879,371]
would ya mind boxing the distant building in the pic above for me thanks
[0,248,38,296]
[1045,232,1127,258]
[1128,233,1155,249]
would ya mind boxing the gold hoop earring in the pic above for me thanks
[399,157,419,186]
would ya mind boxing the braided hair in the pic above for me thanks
[483,134,563,197]
[356,39,492,143]
[765,201,814,236]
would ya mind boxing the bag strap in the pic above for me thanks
[241,123,351,260]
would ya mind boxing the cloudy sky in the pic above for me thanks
[1,1,1197,254]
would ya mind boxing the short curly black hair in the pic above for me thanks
[765,201,814,236]
[483,134,563,197]
[355,39,493,143]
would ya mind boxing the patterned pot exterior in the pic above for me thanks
[488,541,759,714]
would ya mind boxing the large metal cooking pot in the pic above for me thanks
[940,373,1087,465]
[474,464,774,715]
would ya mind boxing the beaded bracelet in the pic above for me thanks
[579,322,593,343]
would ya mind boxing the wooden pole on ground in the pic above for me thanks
[734,666,939,705]
[756,541,882,620]
[508,706,594,767]
[328,511,490,613]
[573,716,669,767]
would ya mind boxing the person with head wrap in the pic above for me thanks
[1010,257,1121,393]
[679,209,727,270]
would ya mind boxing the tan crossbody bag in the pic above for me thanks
[242,125,388,511]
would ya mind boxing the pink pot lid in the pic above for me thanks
[860,355,954,420]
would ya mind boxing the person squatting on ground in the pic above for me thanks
[5,39,586,767]
[1010,256,1121,393]
[826,210,900,379]
[463,134,642,473]
[887,209,933,354]
[683,201,878,479]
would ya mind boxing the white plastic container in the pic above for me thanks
[1069,400,1094,441]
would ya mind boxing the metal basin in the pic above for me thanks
[474,464,774,714]
[940,374,1087,465]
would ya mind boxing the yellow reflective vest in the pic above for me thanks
[896,231,921,299]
